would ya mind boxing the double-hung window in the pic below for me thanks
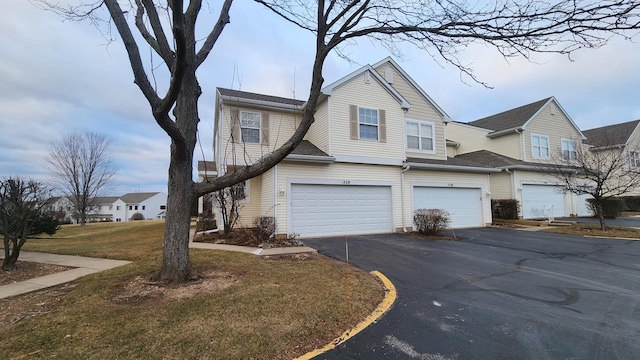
[406,120,435,152]
[531,134,549,159]
[358,107,379,140]
[631,150,640,168]
[240,111,261,144]
[561,139,577,162]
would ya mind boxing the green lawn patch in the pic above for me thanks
[3,221,384,359]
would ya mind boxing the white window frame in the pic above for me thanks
[561,138,577,162]
[531,133,550,159]
[358,107,379,141]
[631,150,640,168]
[240,111,261,144]
[405,119,436,153]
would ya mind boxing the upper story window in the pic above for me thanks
[531,134,549,159]
[240,111,261,144]
[631,150,640,168]
[358,107,379,140]
[405,120,435,152]
[561,139,577,162]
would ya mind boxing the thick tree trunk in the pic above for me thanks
[155,67,201,283]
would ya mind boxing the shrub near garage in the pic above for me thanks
[413,208,450,236]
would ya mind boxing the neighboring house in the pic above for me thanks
[44,196,76,223]
[447,97,591,219]
[212,57,499,237]
[118,192,167,221]
[582,119,640,196]
[45,192,167,223]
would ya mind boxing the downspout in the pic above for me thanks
[516,129,525,161]
[401,165,411,232]
[273,165,278,234]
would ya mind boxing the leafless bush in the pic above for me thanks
[130,212,145,220]
[252,216,276,244]
[413,209,450,235]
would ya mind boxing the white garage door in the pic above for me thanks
[576,194,593,217]
[290,184,392,237]
[521,185,565,219]
[412,187,483,228]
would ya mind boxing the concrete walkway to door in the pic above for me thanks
[0,251,130,300]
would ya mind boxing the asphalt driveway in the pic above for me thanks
[304,228,640,359]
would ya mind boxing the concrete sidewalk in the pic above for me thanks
[0,252,130,300]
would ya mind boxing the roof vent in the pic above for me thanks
[385,68,394,84]
[364,70,371,84]
[550,103,556,115]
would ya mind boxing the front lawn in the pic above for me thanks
[2,221,384,359]
[542,223,640,239]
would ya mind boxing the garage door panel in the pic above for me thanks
[413,187,483,228]
[521,185,565,219]
[290,184,392,237]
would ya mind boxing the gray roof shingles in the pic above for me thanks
[468,98,551,132]
[407,150,557,170]
[120,192,162,204]
[218,88,305,107]
[289,140,331,157]
[582,119,640,148]
[197,161,217,172]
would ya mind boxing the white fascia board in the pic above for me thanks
[219,95,303,112]
[321,65,411,109]
[283,154,336,163]
[450,121,494,133]
[405,161,502,173]
[372,57,451,121]
[333,154,405,166]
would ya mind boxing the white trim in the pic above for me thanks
[372,57,450,121]
[405,119,436,154]
[530,133,550,159]
[219,94,303,112]
[327,97,332,155]
[333,154,404,166]
[284,154,336,163]
[411,181,483,189]
[273,165,278,234]
[321,64,411,109]
[450,121,493,133]
[520,180,565,186]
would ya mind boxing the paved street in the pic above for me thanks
[305,228,640,359]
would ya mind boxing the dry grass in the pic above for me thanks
[542,223,640,239]
[3,221,384,359]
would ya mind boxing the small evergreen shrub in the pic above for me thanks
[413,208,450,235]
[587,198,625,219]
[130,212,145,221]
[491,199,520,219]
[622,196,640,212]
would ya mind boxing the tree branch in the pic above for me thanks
[195,0,233,68]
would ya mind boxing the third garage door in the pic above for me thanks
[521,184,565,219]
[413,186,483,228]
[290,184,392,237]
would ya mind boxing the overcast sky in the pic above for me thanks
[2,1,640,195]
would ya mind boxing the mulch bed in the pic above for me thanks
[0,261,75,286]
[193,229,304,248]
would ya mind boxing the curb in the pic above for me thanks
[294,270,397,360]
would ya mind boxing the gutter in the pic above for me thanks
[284,154,336,164]
[220,95,303,112]
[406,162,502,173]
[486,126,523,138]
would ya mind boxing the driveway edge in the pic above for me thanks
[294,270,397,360]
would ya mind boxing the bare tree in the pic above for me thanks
[45,131,117,226]
[214,183,245,237]
[1,177,60,271]
[39,0,640,282]
[545,137,640,230]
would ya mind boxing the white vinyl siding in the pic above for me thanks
[523,101,583,163]
[531,134,549,159]
[413,186,483,228]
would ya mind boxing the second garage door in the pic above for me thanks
[290,184,392,237]
[412,186,483,228]
[521,184,565,219]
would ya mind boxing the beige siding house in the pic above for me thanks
[210,58,498,237]
[447,97,590,218]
